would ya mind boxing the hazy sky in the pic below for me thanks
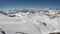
[0,0,60,9]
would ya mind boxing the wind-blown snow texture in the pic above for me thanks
[0,8,60,34]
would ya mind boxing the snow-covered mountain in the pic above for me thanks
[0,8,60,34]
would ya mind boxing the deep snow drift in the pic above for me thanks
[0,8,60,34]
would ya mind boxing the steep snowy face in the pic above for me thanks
[0,8,60,34]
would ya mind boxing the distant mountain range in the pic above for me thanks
[0,8,60,18]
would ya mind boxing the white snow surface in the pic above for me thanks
[0,8,60,34]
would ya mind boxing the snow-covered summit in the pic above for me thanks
[0,8,60,34]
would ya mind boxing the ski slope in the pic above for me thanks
[0,8,60,34]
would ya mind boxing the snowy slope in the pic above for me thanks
[0,8,60,34]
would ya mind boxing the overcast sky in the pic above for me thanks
[0,0,60,9]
